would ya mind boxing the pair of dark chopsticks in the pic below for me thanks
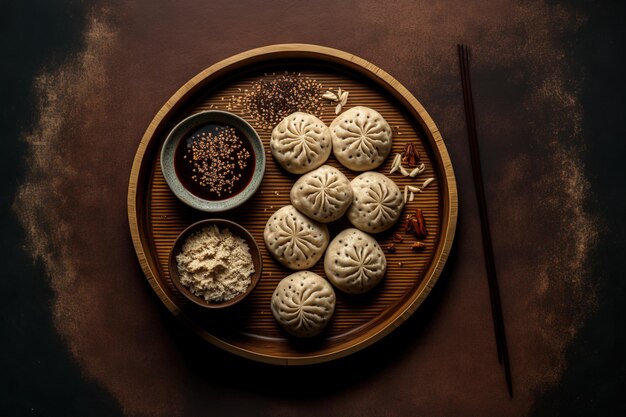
[457,44,513,397]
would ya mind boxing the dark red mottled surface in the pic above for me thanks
[14,1,598,416]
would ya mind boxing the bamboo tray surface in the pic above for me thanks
[128,44,458,364]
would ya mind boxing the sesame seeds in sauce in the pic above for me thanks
[174,124,255,200]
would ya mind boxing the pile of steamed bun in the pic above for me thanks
[265,106,407,338]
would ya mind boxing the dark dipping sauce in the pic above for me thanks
[174,123,256,201]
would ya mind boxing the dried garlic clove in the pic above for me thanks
[408,185,421,193]
[403,185,408,203]
[400,165,410,176]
[421,177,434,189]
[409,192,415,202]
[323,91,338,101]
[389,153,402,174]
[335,103,342,114]
[340,91,349,106]
[409,163,425,177]
[337,87,342,97]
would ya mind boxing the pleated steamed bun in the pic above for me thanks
[270,112,331,174]
[330,106,392,171]
[347,171,404,233]
[271,271,336,338]
[324,228,387,294]
[263,205,329,270]
[290,165,353,223]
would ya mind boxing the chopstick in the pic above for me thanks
[457,44,513,397]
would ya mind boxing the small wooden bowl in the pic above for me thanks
[168,219,262,309]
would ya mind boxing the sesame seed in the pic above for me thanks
[232,72,324,130]
[183,126,251,196]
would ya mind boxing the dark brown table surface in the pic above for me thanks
[2,0,625,416]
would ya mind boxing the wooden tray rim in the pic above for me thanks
[127,43,459,365]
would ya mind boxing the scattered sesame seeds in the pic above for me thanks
[235,72,324,130]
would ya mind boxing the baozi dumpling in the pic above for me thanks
[271,271,336,338]
[290,165,353,223]
[347,172,405,233]
[330,106,392,171]
[264,205,329,270]
[324,228,387,294]
[270,112,331,174]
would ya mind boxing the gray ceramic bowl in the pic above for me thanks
[160,110,265,212]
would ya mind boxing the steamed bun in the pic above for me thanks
[330,106,392,171]
[270,112,331,174]
[290,165,353,223]
[324,228,387,294]
[271,271,336,338]
[347,172,404,233]
[263,205,329,270]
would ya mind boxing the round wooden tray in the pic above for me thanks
[127,44,458,364]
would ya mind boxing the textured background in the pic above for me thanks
[1,0,625,416]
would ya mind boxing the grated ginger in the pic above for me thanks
[176,225,253,302]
